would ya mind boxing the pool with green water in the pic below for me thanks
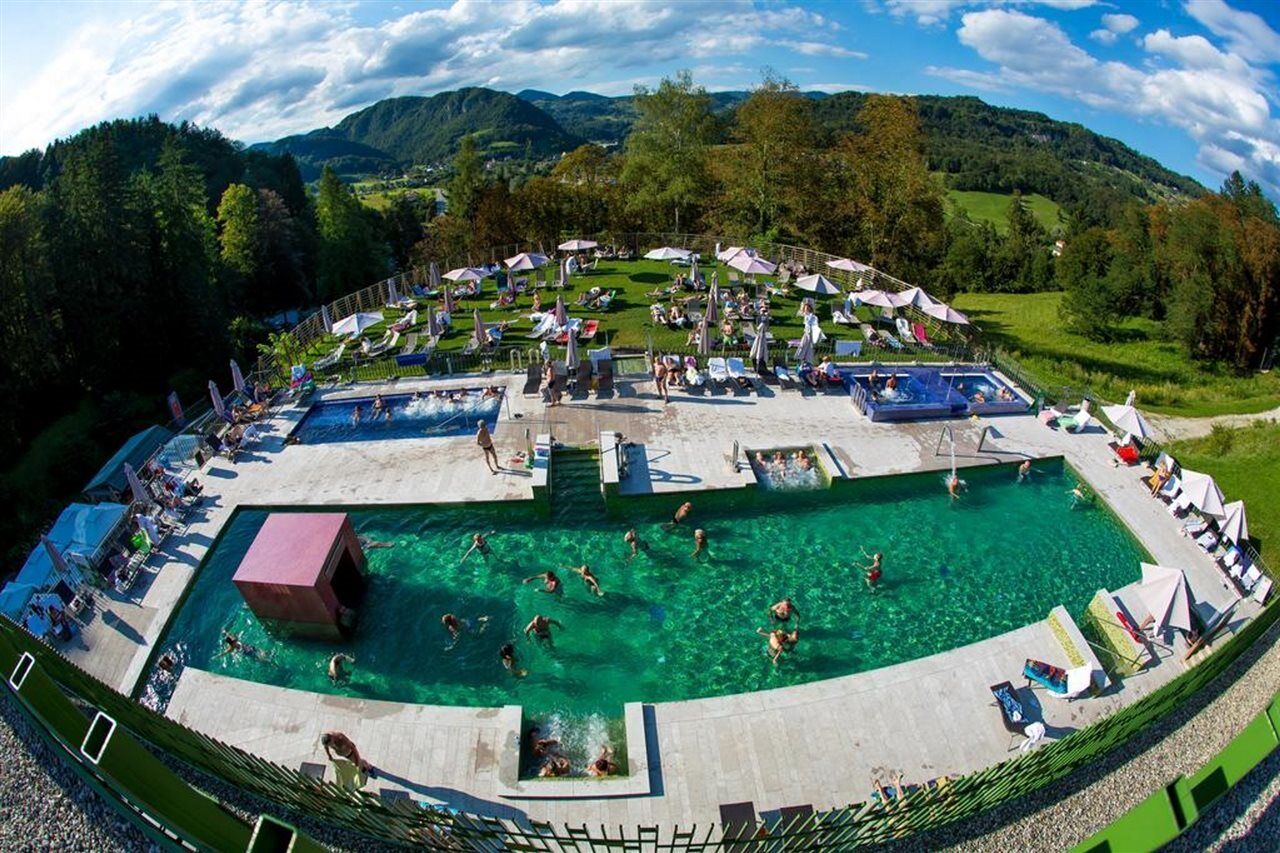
[147,458,1146,720]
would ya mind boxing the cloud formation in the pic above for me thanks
[929,7,1280,196]
[1090,12,1138,45]
[0,0,860,152]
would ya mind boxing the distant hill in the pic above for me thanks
[252,88,582,179]
[249,85,1202,205]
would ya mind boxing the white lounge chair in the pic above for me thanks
[774,363,796,386]
[895,316,914,341]
[314,343,345,371]
[1050,666,1095,701]
[833,308,857,325]
[707,357,730,385]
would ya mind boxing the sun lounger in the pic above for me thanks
[683,356,706,388]
[1111,441,1140,465]
[597,290,616,311]
[707,357,730,385]
[1157,475,1181,503]
[596,359,614,396]
[313,342,345,371]
[526,314,557,338]
[833,308,857,325]
[990,681,1027,736]
[726,357,754,391]
[399,332,419,356]
[521,363,541,396]
[390,310,418,332]
[773,361,796,387]
[896,316,913,341]
[1023,659,1093,699]
[1168,493,1194,516]
[571,360,592,396]
[578,319,599,340]
[860,324,885,348]
[883,333,904,351]
[1196,530,1219,552]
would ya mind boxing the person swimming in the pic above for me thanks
[586,745,618,777]
[1018,460,1032,482]
[500,642,528,677]
[624,528,647,559]
[1068,483,1091,507]
[691,528,708,559]
[861,548,883,592]
[442,613,462,639]
[770,597,800,622]
[757,627,799,666]
[351,404,363,425]
[524,614,563,642]
[328,653,354,682]
[665,501,693,530]
[523,571,562,594]
[947,473,965,501]
[539,754,571,777]
[372,394,386,418]
[569,564,603,596]
[461,531,494,563]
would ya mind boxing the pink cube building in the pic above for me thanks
[232,513,367,639]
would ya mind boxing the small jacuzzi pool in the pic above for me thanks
[746,446,831,490]
[290,388,503,444]
[846,366,1025,422]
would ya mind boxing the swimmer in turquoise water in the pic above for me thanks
[524,571,562,595]
[947,473,965,501]
[524,614,563,643]
[624,528,648,559]
[568,564,603,596]
[1018,460,1032,482]
[861,548,883,593]
[770,597,799,622]
[500,643,527,677]
[691,528,709,559]
[1068,483,1091,508]
[461,531,494,563]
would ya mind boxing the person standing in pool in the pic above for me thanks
[1018,460,1032,482]
[947,473,964,501]
[351,404,363,426]
[328,653,354,682]
[524,614,563,643]
[624,528,647,559]
[568,564,603,596]
[523,571,562,595]
[461,531,493,562]
[500,643,528,677]
[372,394,386,419]
[863,551,883,593]
[757,627,798,666]
[770,597,800,622]
[476,421,499,474]
[1068,483,1091,508]
[691,528,709,560]
[665,501,693,531]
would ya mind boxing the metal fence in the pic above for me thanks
[2,591,1277,850]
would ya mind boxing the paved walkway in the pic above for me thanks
[46,365,1266,827]
[1147,407,1280,442]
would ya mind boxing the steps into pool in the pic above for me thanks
[551,448,605,521]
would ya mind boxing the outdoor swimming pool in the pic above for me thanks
[147,458,1145,719]
[846,367,1026,421]
[290,389,502,444]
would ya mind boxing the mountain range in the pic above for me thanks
[198,85,1204,206]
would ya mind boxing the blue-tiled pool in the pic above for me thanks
[846,367,1026,421]
[290,389,502,444]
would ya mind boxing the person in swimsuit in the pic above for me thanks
[321,731,373,775]
[442,613,463,639]
[372,394,386,419]
[461,531,493,563]
[500,642,528,677]
[526,727,559,758]
[770,597,799,622]
[523,571,562,594]
[568,564,603,596]
[328,653,354,682]
[691,528,708,559]
[351,404,362,425]
[524,614,563,642]
[1018,460,1032,482]
[539,754,571,777]
[757,627,798,666]
[664,502,693,530]
[586,745,618,777]
[624,528,647,559]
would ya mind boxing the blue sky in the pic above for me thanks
[1,1,1278,195]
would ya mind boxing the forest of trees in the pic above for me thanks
[0,75,1277,569]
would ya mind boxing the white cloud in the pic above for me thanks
[1184,0,1280,64]
[882,0,1096,27]
[935,8,1280,196]
[1090,12,1138,44]
[0,0,849,152]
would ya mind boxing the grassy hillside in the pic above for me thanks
[946,190,1062,234]
[1170,422,1279,558]
[950,291,1280,417]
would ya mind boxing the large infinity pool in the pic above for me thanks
[147,459,1144,717]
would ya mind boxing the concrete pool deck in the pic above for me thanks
[52,364,1264,825]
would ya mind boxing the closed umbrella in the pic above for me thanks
[690,256,699,287]
[208,380,225,419]
[922,302,970,325]
[565,331,580,371]
[1220,500,1249,544]
[794,273,841,295]
[645,246,691,261]
[124,462,149,505]
[429,261,441,289]
[826,258,872,273]
[558,258,569,288]
[443,284,456,315]
[697,311,710,357]
[230,360,246,396]
[427,306,442,338]
[321,304,333,333]
[750,318,770,374]
[508,272,519,296]
[1125,389,1136,406]
[557,239,598,251]
[387,280,400,305]
[331,312,384,336]
[711,269,718,290]
[794,326,815,364]
[554,294,568,327]
[1101,404,1152,440]
[706,280,720,326]
[472,308,486,345]
[728,254,777,276]
[41,535,74,584]
[1179,469,1226,518]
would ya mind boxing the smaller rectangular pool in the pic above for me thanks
[845,366,1025,421]
[290,388,503,444]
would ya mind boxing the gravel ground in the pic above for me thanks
[3,618,1277,851]
[0,691,149,852]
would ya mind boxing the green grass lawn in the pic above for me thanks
[946,189,1063,234]
[950,291,1280,417]
[1169,421,1280,559]
[296,258,971,372]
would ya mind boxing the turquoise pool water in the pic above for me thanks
[147,459,1145,718]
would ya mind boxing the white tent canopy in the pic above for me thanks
[1136,563,1194,635]
[1101,403,1152,440]
[645,246,691,261]
[1220,500,1249,544]
[1180,469,1227,518]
